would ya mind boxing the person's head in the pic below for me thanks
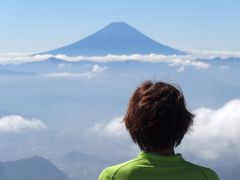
[124,81,194,152]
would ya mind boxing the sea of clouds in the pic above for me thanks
[1,50,240,74]
[1,50,240,161]
[1,50,240,69]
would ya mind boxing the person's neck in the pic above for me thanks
[150,148,175,156]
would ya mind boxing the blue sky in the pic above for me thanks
[0,0,240,53]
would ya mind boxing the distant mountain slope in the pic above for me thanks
[43,22,186,56]
[55,151,110,180]
[0,156,71,180]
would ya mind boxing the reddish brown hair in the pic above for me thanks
[124,81,194,152]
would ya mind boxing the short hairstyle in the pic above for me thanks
[124,81,194,152]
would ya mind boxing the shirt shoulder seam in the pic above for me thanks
[110,158,145,180]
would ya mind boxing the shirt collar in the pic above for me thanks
[137,152,184,163]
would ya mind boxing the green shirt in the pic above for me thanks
[98,152,219,180]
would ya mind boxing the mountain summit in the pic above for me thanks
[43,22,186,56]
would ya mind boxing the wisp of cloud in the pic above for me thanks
[0,115,46,133]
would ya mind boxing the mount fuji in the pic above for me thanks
[42,22,186,56]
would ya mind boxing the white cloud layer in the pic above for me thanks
[0,115,46,133]
[88,99,240,160]
[2,50,240,71]
[0,52,211,70]
[187,49,240,58]
[1,50,240,65]
[43,64,107,78]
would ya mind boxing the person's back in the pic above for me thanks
[99,81,219,180]
[99,152,219,180]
